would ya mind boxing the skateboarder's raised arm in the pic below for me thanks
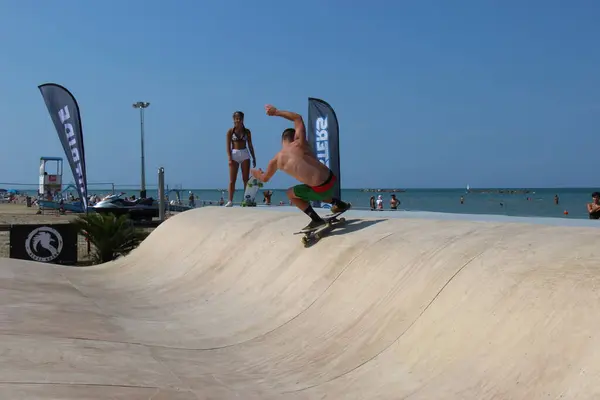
[265,105,306,144]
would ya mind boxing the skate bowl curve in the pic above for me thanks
[1,206,599,399]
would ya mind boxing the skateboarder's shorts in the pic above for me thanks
[231,148,251,163]
[293,171,336,202]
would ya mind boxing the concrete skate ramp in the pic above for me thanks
[1,207,599,399]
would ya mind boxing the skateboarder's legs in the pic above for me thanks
[286,185,333,211]
[286,185,330,231]
[286,172,350,231]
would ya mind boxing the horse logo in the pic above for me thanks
[25,226,63,262]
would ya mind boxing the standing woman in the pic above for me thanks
[225,111,256,207]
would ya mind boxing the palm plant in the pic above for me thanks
[73,212,149,264]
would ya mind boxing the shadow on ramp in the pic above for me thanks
[328,218,387,237]
[294,219,386,248]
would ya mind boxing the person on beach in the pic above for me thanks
[390,194,399,210]
[226,111,257,207]
[251,104,351,232]
[263,190,273,205]
[587,192,600,219]
[376,195,383,210]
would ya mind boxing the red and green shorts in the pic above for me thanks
[293,171,336,202]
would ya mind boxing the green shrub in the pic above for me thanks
[73,212,149,264]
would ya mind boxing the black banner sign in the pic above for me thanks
[38,83,89,211]
[10,224,78,265]
[307,98,341,207]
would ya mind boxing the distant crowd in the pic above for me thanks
[369,194,400,211]
[2,188,600,219]
[367,191,600,219]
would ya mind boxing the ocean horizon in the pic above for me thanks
[4,183,598,221]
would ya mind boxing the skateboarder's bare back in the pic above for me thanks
[251,104,351,231]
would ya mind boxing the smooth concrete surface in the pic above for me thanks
[1,206,600,399]
[256,204,600,227]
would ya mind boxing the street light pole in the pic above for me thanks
[132,101,150,198]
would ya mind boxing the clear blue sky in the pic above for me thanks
[0,0,598,190]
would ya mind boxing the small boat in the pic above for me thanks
[38,199,84,213]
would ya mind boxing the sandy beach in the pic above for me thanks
[0,202,78,223]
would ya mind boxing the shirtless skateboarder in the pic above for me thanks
[251,104,351,232]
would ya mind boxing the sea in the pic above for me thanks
[96,187,599,220]
[5,185,597,220]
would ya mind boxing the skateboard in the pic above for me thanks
[295,208,350,247]
[241,177,263,207]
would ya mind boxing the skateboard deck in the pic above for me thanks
[295,207,351,247]
[242,177,263,207]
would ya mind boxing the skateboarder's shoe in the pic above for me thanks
[331,201,352,214]
[224,201,233,207]
[301,219,327,232]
